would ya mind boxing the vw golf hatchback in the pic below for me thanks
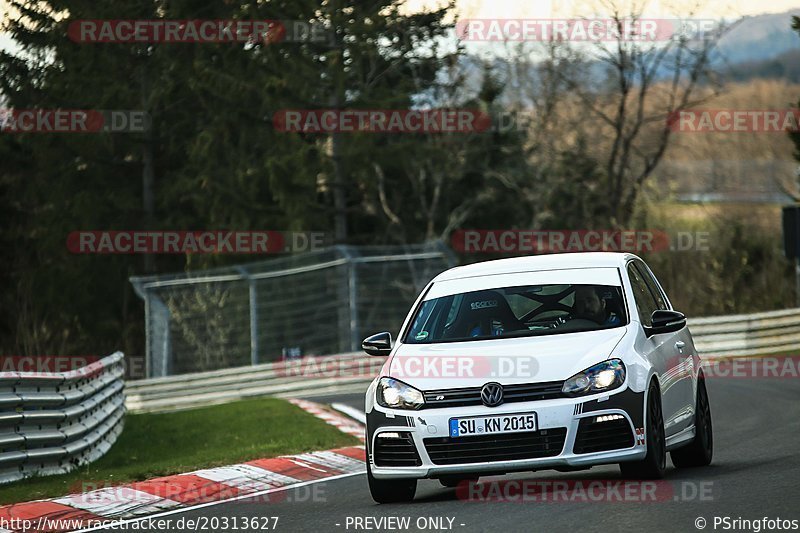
[362,253,712,503]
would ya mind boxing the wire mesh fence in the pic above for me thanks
[130,242,456,377]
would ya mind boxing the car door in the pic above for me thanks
[635,261,695,433]
[625,261,682,438]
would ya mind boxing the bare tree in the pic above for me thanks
[564,6,730,225]
[503,3,732,227]
[371,54,507,243]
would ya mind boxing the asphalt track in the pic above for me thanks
[93,377,799,533]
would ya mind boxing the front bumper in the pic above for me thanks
[367,387,646,479]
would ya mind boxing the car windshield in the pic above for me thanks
[404,284,628,344]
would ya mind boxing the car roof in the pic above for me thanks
[433,252,640,282]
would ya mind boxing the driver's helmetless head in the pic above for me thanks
[574,285,606,323]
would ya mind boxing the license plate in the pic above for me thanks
[448,413,537,438]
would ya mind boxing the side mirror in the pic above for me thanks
[362,332,393,356]
[647,310,686,336]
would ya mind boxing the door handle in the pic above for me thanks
[675,341,685,350]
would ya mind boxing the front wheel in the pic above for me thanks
[671,377,713,468]
[619,382,666,479]
[367,460,417,503]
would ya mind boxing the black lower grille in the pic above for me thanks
[422,381,566,409]
[573,416,634,454]
[373,432,421,467]
[423,428,567,465]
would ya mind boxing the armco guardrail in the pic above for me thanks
[125,353,381,413]
[689,308,800,357]
[0,352,126,484]
[125,308,800,413]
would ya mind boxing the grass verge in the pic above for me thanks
[0,397,359,505]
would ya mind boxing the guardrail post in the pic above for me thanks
[349,258,360,352]
[336,246,360,352]
[151,295,172,377]
[795,258,800,308]
[238,267,259,366]
[249,279,259,365]
[131,280,171,378]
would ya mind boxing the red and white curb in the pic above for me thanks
[289,398,365,441]
[0,401,367,533]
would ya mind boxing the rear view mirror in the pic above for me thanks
[362,332,393,356]
[647,310,686,336]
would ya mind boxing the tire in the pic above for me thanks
[671,377,713,468]
[367,460,417,503]
[619,382,666,479]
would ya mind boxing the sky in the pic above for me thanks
[2,0,799,20]
[1,0,799,55]
[416,0,800,18]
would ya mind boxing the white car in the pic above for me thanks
[362,252,712,503]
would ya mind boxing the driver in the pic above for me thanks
[573,286,621,326]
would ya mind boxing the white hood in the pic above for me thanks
[383,327,629,390]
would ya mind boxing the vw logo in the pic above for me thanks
[481,382,504,407]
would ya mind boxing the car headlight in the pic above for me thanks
[562,359,626,396]
[376,377,425,410]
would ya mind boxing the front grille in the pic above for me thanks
[573,416,634,454]
[423,428,567,465]
[422,381,565,409]
[373,432,422,467]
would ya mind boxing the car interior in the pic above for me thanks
[408,284,628,343]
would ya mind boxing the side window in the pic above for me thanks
[627,263,658,326]
[634,262,668,311]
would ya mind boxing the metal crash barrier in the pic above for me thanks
[0,351,125,484]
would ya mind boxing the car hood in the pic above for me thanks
[383,327,628,390]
